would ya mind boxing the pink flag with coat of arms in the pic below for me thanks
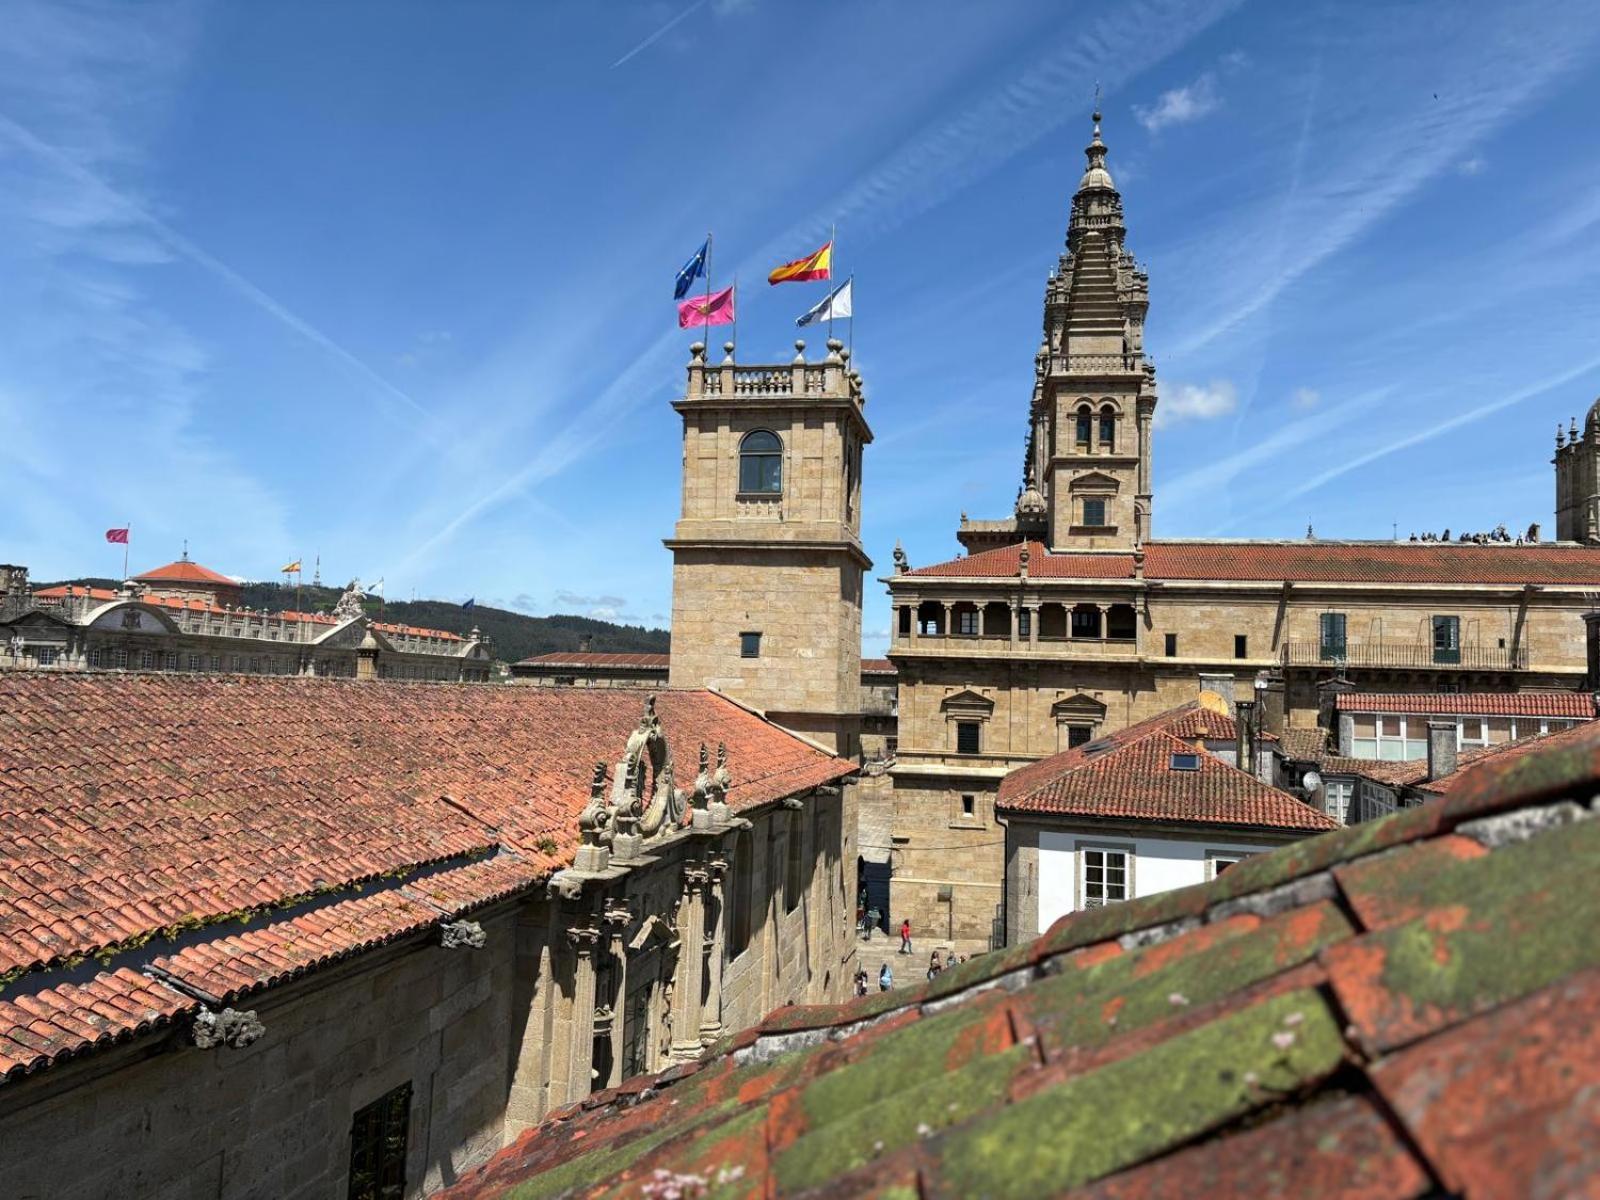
[676,284,735,328]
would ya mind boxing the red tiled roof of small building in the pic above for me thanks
[903,538,1600,584]
[130,559,239,587]
[996,703,1333,832]
[514,651,670,669]
[25,592,462,642]
[0,674,851,1082]
[860,657,896,675]
[1335,691,1597,718]
[437,721,1600,1200]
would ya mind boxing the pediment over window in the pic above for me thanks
[940,688,995,715]
[1051,693,1108,721]
[1068,471,1121,493]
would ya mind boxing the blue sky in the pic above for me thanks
[4,1,1600,654]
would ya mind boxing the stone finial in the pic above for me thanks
[1558,423,1567,448]
[793,339,807,363]
[839,346,851,363]
[692,741,712,809]
[723,340,736,363]
[1019,545,1031,579]
[713,742,731,796]
[826,337,843,362]
[1306,523,1315,540]
[688,341,706,363]
[439,919,487,950]
[892,540,908,574]
[190,1007,264,1050]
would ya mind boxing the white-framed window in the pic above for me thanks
[1079,843,1132,908]
[1351,715,1425,761]
[88,648,104,668]
[33,646,58,666]
[114,648,129,669]
[1458,718,1489,749]
[1324,779,1355,824]
[139,649,155,669]
[956,609,978,636]
[210,655,222,671]
[188,654,202,672]
[1206,851,1249,879]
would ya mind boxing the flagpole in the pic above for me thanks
[731,273,738,356]
[828,223,837,343]
[122,523,129,581]
[702,231,713,341]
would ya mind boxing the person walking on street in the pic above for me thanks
[879,962,893,992]
[899,918,912,955]
[853,967,869,997]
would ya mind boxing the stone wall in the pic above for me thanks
[0,909,520,1200]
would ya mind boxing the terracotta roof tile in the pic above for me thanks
[903,538,1600,584]
[996,703,1333,831]
[130,559,237,586]
[438,721,1600,1199]
[1335,691,1597,718]
[513,651,670,669]
[0,674,849,992]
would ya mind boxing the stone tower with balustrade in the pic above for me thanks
[665,337,872,756]
[1024,107,1159,552]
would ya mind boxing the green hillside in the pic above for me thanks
[35,578,669,665]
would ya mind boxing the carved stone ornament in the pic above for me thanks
[439,919,486,950]
[190,1007,265,1050]
[609,694,687,846]
[332,579,366,622]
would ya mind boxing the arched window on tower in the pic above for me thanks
[739,430,783,494]
[1075,407,1093,448]
[1099,406,1116,449]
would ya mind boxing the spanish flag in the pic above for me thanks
[768,240,832,285]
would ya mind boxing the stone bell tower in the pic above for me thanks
[1025,109,1159,551]
[666,337,872,756]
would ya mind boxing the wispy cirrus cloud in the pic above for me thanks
[1135,73,1221,133]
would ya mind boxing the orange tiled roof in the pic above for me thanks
[1335,691,1597,718]
[130,558,239,587]
[997,703,1333,831]
[26,593,462,642]
[516,651,670,669]
[904,538,1600,585]
[0,675,851,1066]
[438,721,1600,1200]
[860,657,897,675]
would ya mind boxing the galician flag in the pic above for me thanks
[280,559,302,573]
[674,238,709,300]
[796,277,853,327]
[768,240,832,285]
[676,284,736,328]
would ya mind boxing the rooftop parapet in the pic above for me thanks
[684,338,865,405]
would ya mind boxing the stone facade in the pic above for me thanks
[0,565,492,683]
[1554,401,1600,543]
[665,340,872,756]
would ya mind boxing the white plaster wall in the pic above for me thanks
[1036,828,1270,932]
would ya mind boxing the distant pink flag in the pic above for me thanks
[677,284,735,328]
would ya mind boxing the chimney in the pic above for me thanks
[1235,700,1256,775]
[1426,719,1458,782]
[578,634,592,653]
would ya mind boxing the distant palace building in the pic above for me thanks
[0,557,493,682]
[882,110,1600,952]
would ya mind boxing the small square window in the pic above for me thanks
[1170,752,1200,771]
[956,721,981,754]
[1082,498,1107,527]
[1068,724,1093,748]
[739,632,761,658]
[1164,632,1177,657]
[961,793,976,817]
[1234,634,1248,659]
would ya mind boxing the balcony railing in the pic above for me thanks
[1051,353,1148,375]
[1282,641,1528,671]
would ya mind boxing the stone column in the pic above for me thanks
[941,603,953,637]
[565,919,602,1101]
[1097,605,1110,641]
[976,605,986,637]
[1028,606,1039,645]
[700,853,729,1044]
[1009,604,1020,649]
[601,899,631,1089]
[670,863,710,1061]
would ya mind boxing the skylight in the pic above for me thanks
[1170,752,1201,771]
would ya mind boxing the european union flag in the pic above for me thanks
[462,597,475,612]
[674,238,709,300]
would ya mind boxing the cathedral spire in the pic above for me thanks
[1068,107,1124,251]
